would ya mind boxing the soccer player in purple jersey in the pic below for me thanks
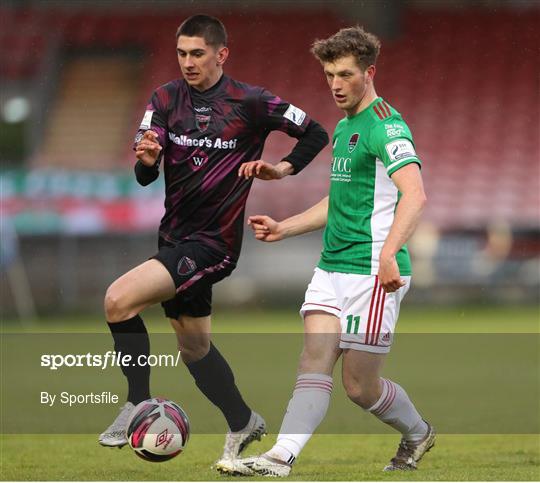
[98,15,328,472]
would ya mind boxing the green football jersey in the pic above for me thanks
[318,97,421,276]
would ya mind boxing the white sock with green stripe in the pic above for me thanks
[368,378,428,442]
[266,373,333,463]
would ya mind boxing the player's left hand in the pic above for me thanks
[238,160,287,180]
[378,255,406,293]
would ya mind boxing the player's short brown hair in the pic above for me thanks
[311,26,381,70]
[176,14,227,47]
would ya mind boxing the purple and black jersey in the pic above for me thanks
[134,75,328,262]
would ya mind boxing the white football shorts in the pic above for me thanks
[300,268,411,354]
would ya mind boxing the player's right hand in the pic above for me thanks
[247,215,283,242]
[135,130,162,167]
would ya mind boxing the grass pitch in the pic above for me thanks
[1,305,539,481]
[2,434,539,481]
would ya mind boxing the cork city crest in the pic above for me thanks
[348,133,360,153]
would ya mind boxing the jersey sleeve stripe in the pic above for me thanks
[373,104,385,120]
[386,156,421,173]
[375,102,392,119]
[381,101,392,117]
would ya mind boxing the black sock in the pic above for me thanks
[186,343,251,431]
[107,315,151,405]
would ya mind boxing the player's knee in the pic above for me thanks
[299,346,332,373]
[300,345,320,364]
[104,285,134,322]
[301,333,338,362]
[177,337,210,364]
[342,376,376,409]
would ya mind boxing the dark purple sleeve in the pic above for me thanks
[254,89,329,174]
[133,88,169,185]
[255,89,310,136]
[133,89,168,148]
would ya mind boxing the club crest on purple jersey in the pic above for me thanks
[195,114,211,132]
[177,256,197,276]
[348,133,360,153]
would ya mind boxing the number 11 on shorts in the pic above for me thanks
[346,314,360,334]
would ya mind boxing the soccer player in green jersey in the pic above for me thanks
[236,26,434,476]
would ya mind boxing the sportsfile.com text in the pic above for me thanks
[40,351,182,371]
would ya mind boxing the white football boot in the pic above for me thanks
[215,411,267,474]
[98,402,134,447]
[237,454,293,477]
[383,421,436,471]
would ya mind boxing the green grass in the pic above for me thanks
[1,306,539,480]
[3,304,539,333]
[2,434,539,481]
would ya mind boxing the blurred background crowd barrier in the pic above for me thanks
[1,0,538,317]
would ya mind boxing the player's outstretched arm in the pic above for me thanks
[238,160,294,180]
[248,196,329,242]
[242,93,329,180]
[379,164,427,292]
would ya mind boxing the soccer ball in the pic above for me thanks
[126,397,190,462]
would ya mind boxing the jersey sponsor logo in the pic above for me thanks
[194,106,212,113]
[283,104,306,126]
[139,110,153,130]
[332,156,352,173]
[386,128,404,137]
[168,132,238,150]
[177,256,197,276]
[190,149,208,170]
[195,113,211,132]
[348,133,360,153]
[385,123,405,138]
[330,156,352,182]
[385,139,416,162]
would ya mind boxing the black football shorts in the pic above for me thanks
[152,238,235,319]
